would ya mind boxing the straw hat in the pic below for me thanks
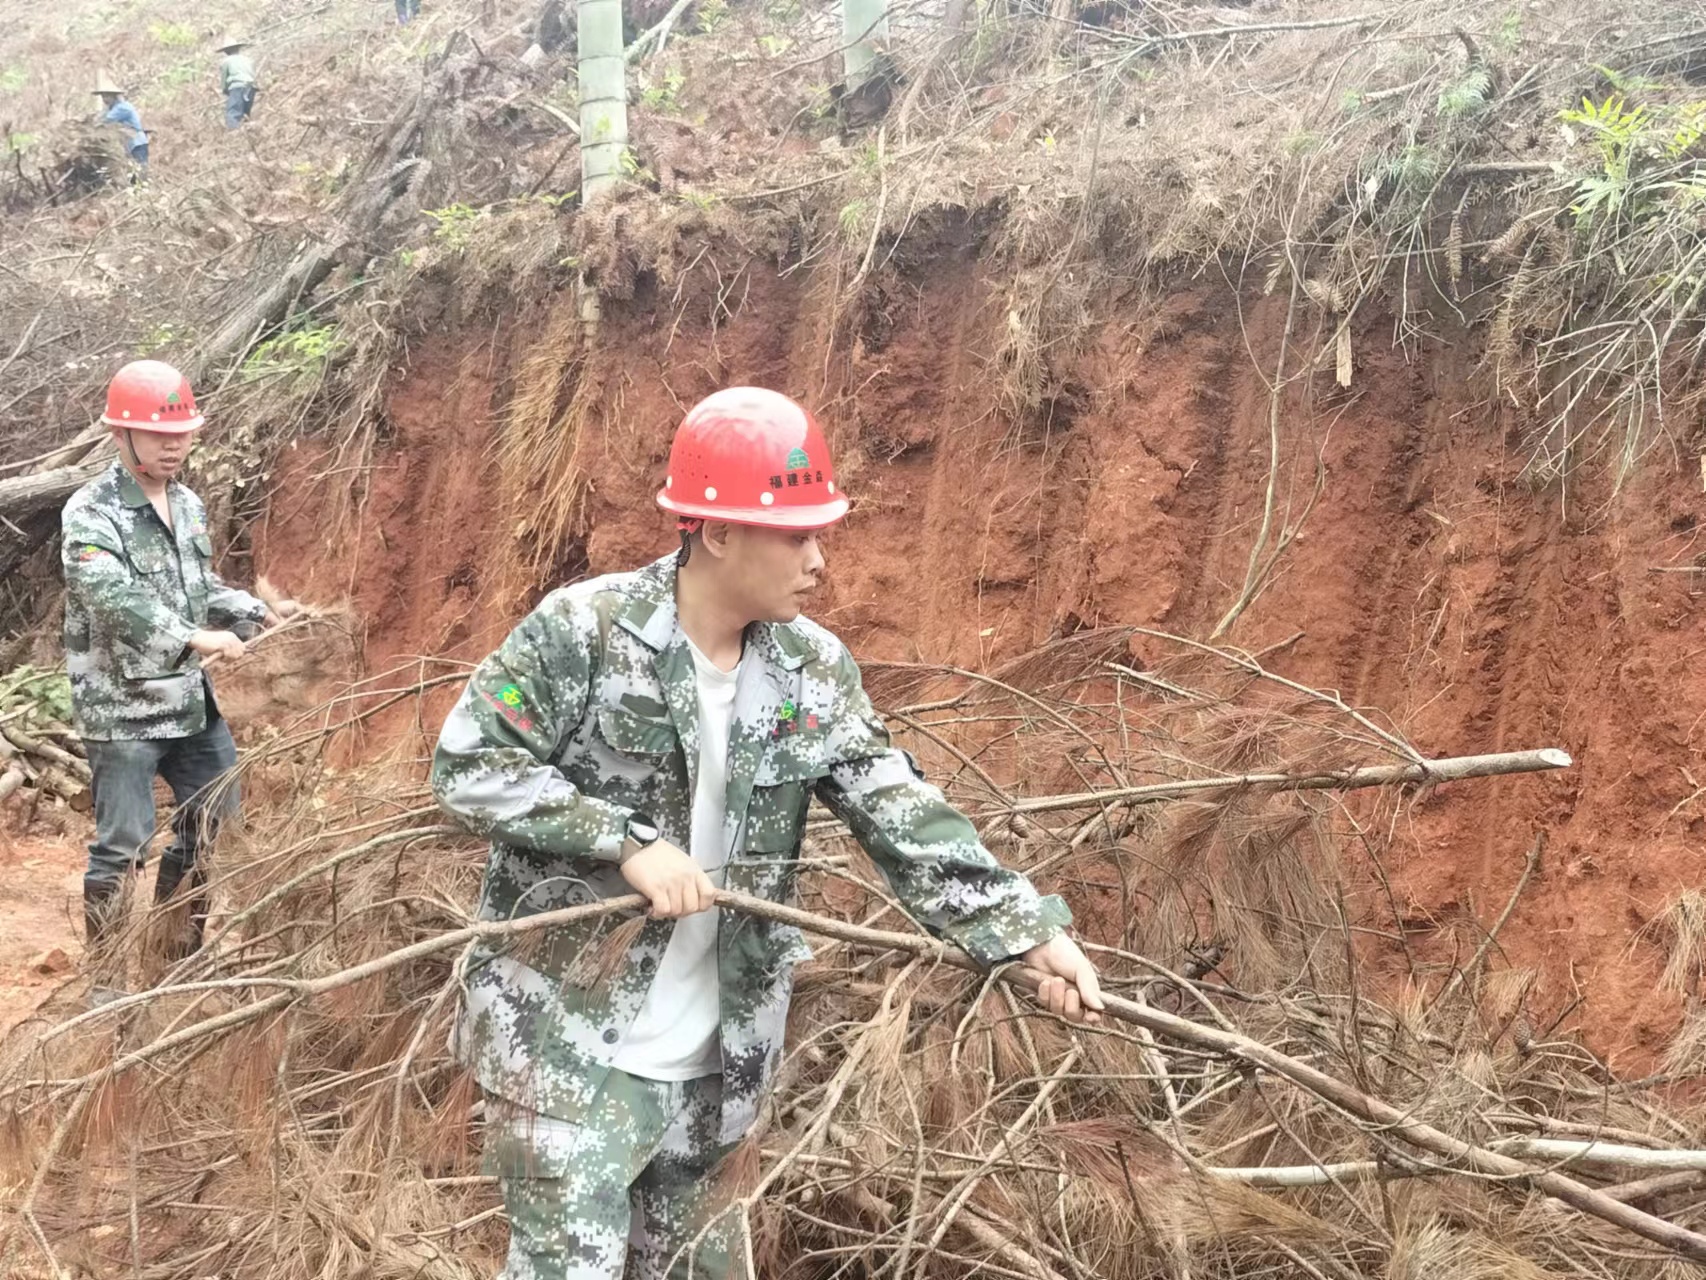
[214,35,248,52]
[92,71,122,95]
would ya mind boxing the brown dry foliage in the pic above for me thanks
[1,630,1701,1278]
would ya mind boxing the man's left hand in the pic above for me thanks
[1021,933,1104,1024]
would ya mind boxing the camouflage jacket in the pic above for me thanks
[432,554,1071,1142]
[61,462,266,741]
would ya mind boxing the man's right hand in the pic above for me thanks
[188,629,246,666]
[619,840,716,919]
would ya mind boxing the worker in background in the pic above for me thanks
[215,36,257,129]
[62,361,300,997]
[396,0,422,25]
[93,74,148,174]
[432,387,1103,1279]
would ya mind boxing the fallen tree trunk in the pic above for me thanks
[0,462,112,525]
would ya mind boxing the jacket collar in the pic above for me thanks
[612,553,816,672]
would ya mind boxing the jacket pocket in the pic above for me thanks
[744,736,828,855]
[591,705,676,781]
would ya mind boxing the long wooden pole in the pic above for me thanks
[1007,747,1572,815]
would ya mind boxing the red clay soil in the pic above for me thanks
[251,258,1706,1073]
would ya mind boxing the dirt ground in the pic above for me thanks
[0,830,87,1040]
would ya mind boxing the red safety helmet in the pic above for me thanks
[101,360,204,434]
[656,387,849,530]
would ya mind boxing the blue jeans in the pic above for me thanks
[83,713,238,894]
[225,85,255,129]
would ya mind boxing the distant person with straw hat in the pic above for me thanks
[93,74,148,172]
[215,36,257,129]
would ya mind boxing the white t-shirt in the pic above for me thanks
[610,637,740,1081]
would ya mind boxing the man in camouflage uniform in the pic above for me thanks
[432,387,1103,1280]
[62,360,298,966]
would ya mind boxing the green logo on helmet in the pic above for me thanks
[785,446,810,470]
[166,391,181,405]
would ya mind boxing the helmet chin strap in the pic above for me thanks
[121,428,151,479]
[675,518,704,569]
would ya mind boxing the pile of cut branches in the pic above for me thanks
[0,665,88,816]
[1,631,1700,1279]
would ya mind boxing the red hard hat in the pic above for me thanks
[656,387,849,530]
[101,360,204,434]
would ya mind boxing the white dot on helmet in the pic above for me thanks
[665,475,673,488]
[150,413,160,421]
[760,492,774,506]
[704,486,718,501]
[827,481,836,495]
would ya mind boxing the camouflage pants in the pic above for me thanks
[485,1069,746,1280]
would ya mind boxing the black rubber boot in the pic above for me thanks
[83,874,136,1007]
[153,856,208,962]
[83,878,126,953]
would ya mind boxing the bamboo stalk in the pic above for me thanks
[578,0,629,204]
[1005,747,1572,815]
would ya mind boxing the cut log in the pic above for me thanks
[0,461,113,526]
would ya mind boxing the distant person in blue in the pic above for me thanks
[215,36,257,129]
[93,74,148,174]
[396,0,421,24]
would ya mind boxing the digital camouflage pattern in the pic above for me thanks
[486,1069,741,1280]
[432,553,1071,1143]
[61,462,266,741]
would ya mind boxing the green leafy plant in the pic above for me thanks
[155,63,200,92]
[678,188,717,210]
[641,69,685,112]
[148,21,197,47]
[425,202,485,250]
[0,665,74,725]
[1387,142,1441,192]
[140,321,186,353]
[242,323,344,385]
[1559,93,1654,227]
[0,66,26,93]
[838,197,867,240]
[7,131,37,155]
[617,147,656,184]
[1437,64,1491,118]
[758,34,791,57]
[696,0,728,33]
[1490,11,1522,56]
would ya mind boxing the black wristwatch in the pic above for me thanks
[620,813,660,863]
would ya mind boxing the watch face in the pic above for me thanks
[629,818,660,843]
